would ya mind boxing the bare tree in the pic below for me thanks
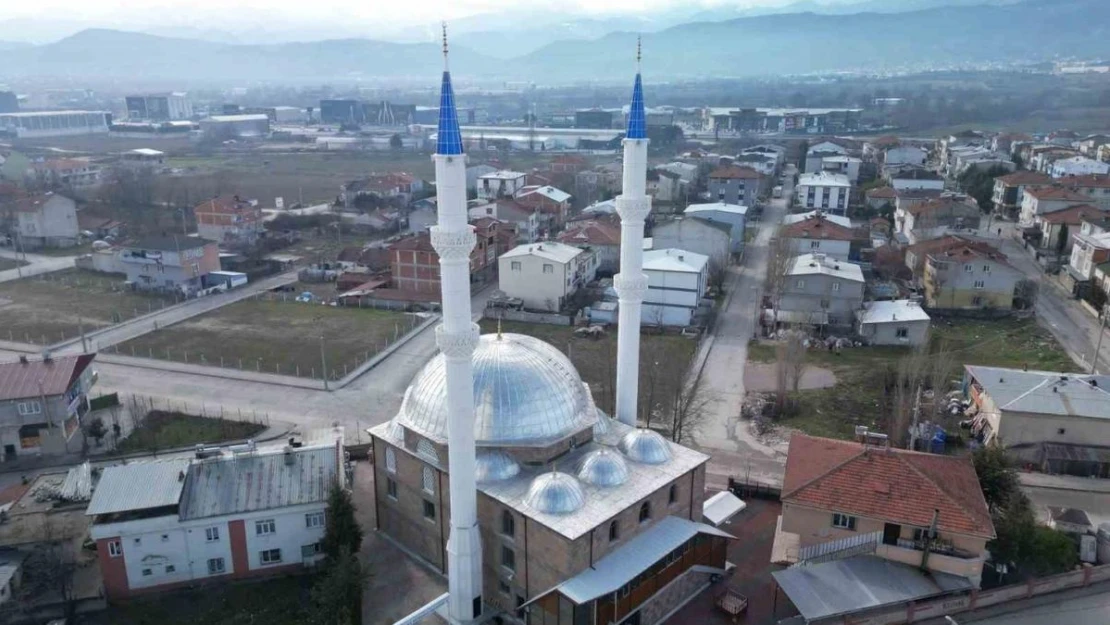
[774,331,808,414]
[17,518,79,623]
[765,232,794,334]
[666,378,715,444]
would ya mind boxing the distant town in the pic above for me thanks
[4,24,1110,625]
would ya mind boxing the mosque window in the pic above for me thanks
[416,439,439,464]
[385,448,396,474]
[668,484,678,505]
[608,520,620,542]
[639,502,652,523]
[501,510,515,538]
[422,466,436,494]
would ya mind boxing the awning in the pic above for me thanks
[703,491,747,527]
[772,555,973,622]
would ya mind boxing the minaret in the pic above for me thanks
[429,25,483,623]
[614,38,651,427]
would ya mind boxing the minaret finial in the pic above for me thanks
[442,22,449,70]
[636,35,642,71]
[496,315,503,340]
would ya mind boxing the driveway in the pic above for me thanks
[0,246,76,283]
[690,166,795,487]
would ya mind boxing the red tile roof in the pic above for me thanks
[1039,204,1105,224]
[783,434,995,539]
[1025,186,1091,202]
[872,135,900,148]
[905,235,1003,264]
[388,233,434,253]
[557,220,621,247]
[995,171,1054,186]
[709,165,763,180]
[904,196,979,216]
[866,186,897,199]
[0,354,95,402]
[1063,174,1110,189]
[780,215,855,241]
[13,192,69,214]
[194,194,255,215]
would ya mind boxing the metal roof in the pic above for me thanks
[500,241,584,264]
[435,70,464,156]
[685,202,748,217]
[788,254,865,282]
[967,365,1110,420]
[626,73,647,140]
[86,459,191,516]
[0,354,94,402]
[556,516,732,604]
[179,445,337,520]
[798,171,851,188]
[783,211,851,228]
[643,248,709,273]
[703,491,747,526]
[859,300,931,325]
[771,555,973,622]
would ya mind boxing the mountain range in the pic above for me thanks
[0,0,1105,83]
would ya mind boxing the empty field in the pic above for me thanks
[115,410,267,455]
[0,269,175,345]
[118,299,422,380]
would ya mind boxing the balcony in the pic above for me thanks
[876,538,984,579]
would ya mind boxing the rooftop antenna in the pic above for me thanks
[442,22,449,71]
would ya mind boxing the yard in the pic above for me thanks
[117,299,423,380]
[114,409,267,454]
[0,269,175,344]
[748,317,1079,440]
[479,319,701,422]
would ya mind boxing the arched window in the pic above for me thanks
[416,439,439,464]
[668,483,678,505]
[501,510,515,538]
[608,520,620,542]
[639,502,651,523]
[422,466,435,495]
[385,448,396,474]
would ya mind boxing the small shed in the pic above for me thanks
[857,299,930,346]
[703,491,747,527]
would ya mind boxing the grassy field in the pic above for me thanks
[118,299,420,379]
[115,410,267,454]
[479,319,701,419]
[749,317,1078,440]
[0,269,175,345]
[87,575,313,625]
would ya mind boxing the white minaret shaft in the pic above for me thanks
[614,60,651,427]
[430,28,483,623]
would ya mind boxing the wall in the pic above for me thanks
[859,319,930,346]
[788,237,850,261]
[797,183,849,213]
[498,253,571,311]
[643,267,705,327]
[925,260,1020,309]
[999,409,1110,448]
[483,308,572,327]
[373,437,448,572]
[780,273,865,322]
[651,220,730,271]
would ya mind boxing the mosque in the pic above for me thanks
[369,30,732,625]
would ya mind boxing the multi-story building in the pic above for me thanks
[780,211,854,261]
[0,354,96,462]
[779,253,865,327]
[119,236,221,296]
[389,226,499,295]
[683,202,747,254]
[193,195,264,247]
[705,107,860,134]
[87,432,344,600]
[1068,228,1110,284]
[0,111,110,138]
[515,185,572,231]
[883,145,927,167]
[895,196,981,244]
[476,170,527,201]
[125,93,193,121]
[804,141,849,174]
[1019,186,1092,225]
[469,200,540,244]
[642,248,709,327]
[1050,156,1110,179]
[497,241,596,311]
[651,216,732,272]
[796,172,850,214]
[1038,204,1106,253]
[12,192,79,249]
[557,220,622,274]
[199,114,270,140]
[27,158,102,189]
[819,155,862,184]
[1061,174,1110,208]
[342,172,424,208]
[889,168,945,191]
[923,244,1022,309]
[991,171,1054,217]
[707,165,763,207]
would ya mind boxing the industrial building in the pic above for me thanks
[0,111,110,138]
[705,107,862,134]
[199,114,270,139]
[125,93,193,121]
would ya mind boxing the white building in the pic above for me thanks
[657,162,698,184]
[819,155,862,184]
[651,216,732,271]
[465,164,497,192]
[683,202,747,253]
[87,432,344,599]
[13,193,79,248]
[0,111,110,138]
[884,146,927,167]
[1051,156,1110,179]
[1069,230,1110,280]
[120,148,166,168]
[857,299,931,346]
[199,114,270,139]
[476,170,527,201]
[642,248,709,327]
[498,241,596,311]
[804,141,848,173]
[796,172,851,214]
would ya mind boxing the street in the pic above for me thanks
[0,246,76,283]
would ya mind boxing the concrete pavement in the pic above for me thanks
[0,246,76,283]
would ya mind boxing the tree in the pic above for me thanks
[389,133,403,150]
[311,546,366,625]
[17,520,79,623]
[85,416,107,447]
[321,480,363,560]
[1056,223,1069,253]
[957,165,1009,213]
[972,445,1022,513]
[665,378,715,445]
[765,232,793,333]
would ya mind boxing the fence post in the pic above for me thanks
[296,365,300,377]
[149,348,153,358]
[184,351,188,363]
[131,345,136,356]
[239,358,243,369]
[220,356,224,368]
[166,348,171,360]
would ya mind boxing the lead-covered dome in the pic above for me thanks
[577,448,630,487]
[524,471,586,514]
[619,429,673,464]
[397,333,595,447]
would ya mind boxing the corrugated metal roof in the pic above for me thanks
[967,366,1110,420]
[703,491,747,526]
[86,458,190,516]
[771,555,973,622]
[859,300,931,324]
[0,354,94,402]
[178,445,337,520]
[556,516,732,604]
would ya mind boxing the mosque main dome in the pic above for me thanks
[396,333,596,447]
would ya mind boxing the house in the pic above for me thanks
[193,195,264,247]
[923,244,1022,309]
[656,161,698,184]
[818,155,862,184]
[465,163,497,192]
[864,186,897,210]
[774,434,994,608]
[964,366,1110,474]
[341,172,424,208]
[647,169,684,205]
[27,158,101,189]
[895,195,981,244]
[0,354,97,462]
[557,220,621,274]
[549,154,590,175]
[992,132,1032,155]
[650,217,732,272]
[804,141,848,174]
[991,170,1054,217]
[515,185,572,230]
[476,170,527,201]
[778,253,865,327]
[740,144,786,170]
[119,236,221,296]
[87,431,344,600]
[903,235,996,276]
[890,168,945,191]
[642,249,709,327]
[857,300,931,346]
[12,193,79,248]
[683,202,747,253]
[780,212,854,261]
[1078,134,1110,157]
[796,172,850,214]
[406,203,438,234]
[389,224,499,295]
[1067,229,1110,286]
[1038,204,1106,253]
[732,152,777,177]
[1019,186,1092,225]
[498,242,596,312]
[1060,173,1110,208]
[862,135,900,161]
[707,165,763,206]
[883,145,927,167]
[120,148,166,169]
[469,199,540,243]
[1050,156,1110,179]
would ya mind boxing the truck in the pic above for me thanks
[772,185,783,198]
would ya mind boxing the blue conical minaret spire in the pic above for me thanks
[436,22,464,156]
[626,36,647,140]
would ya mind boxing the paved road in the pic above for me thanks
[960,587,1110,625]
[0,247,76,283]
[53,270,298,355]
[692,165,794,488]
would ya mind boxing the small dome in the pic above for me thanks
[475,450,521,482]
[577,448,630,487]
[619,429,673,464]
[524,471,586,514]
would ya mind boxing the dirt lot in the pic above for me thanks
[118,299,421,380]
[0,257,27,272]
[0,269,175,345]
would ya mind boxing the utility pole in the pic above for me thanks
[908,384,922,451]
[1090,305,1109,374]
[79,316,87,353]
[319,335,329,390]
